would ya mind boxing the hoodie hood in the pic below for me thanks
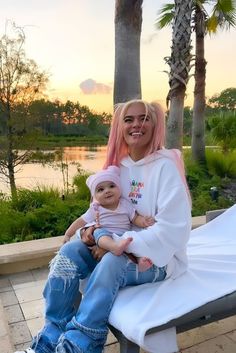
[120,149,181,167]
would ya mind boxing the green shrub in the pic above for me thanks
[208,113,236,152]
[25,199,89,238]
[12,187,60,212]
[184,152,206,190]
[0,204,27,243]
[184,150,235,216]
[206,150,236,178]
[191,192,232,216]
[0,186,90,244]
[73,172,91,201]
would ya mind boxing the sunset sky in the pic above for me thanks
[1,0,236,113]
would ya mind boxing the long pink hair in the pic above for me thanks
[104,99,165,168]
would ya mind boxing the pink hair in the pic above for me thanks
[104,99,165,168]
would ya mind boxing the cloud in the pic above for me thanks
[142,33,158,45]
[79,78,112,95]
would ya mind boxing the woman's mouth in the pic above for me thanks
[130,132,144,136]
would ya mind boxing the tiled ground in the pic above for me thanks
[0,268,119,352]
[1,267,236,353]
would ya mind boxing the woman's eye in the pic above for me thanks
[97,188,103,192]
[124,117,132,123]
[110,184,115,188]
[141,115,150,122]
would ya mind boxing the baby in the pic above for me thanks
[63,166,154,271]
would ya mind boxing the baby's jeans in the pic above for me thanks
[31,239,166,353]
[93,227,114,245]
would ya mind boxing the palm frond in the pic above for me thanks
[155,3,175,29]
[208,0,236,33]
[214,0,236,13]
[206,14,218,33]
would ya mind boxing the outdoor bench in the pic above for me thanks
[108,290,236,353]
[106,208,236,353]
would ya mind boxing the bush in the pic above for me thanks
[11,187,60,212]
[207,113,236,152]
[0,203,27,243]
[184,150,235,216]
[206,150,236,178]
[191,192,232,217]
[0,186,89,244]
[184,152,206,190]
[73,172,91,201]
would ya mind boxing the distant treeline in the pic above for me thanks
[0,99,112,137]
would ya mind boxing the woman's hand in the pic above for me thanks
[81,226,107,260]
[62,234,71,244]
[81,226,96,246]
[91,245,107,261]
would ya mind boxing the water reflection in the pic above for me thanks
[61,146,107,162]
[0,146,107,194]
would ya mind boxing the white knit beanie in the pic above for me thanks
[86,166,121,196]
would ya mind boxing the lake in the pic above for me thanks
[0,145,219,194]
[0,146,107,194]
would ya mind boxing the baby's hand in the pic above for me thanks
[133,213,156,228]
[142,216,155,227]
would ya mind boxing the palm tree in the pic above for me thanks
[161,0,193,149]
[157,0,236,161]
[191,2,207,163]
[114,0,143,105]
[192,0,236,163]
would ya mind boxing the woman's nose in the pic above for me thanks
[132,117,142,127]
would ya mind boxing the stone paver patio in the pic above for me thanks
[1,267,236,353]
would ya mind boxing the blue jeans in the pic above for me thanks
[31,239,166,353]
[93,227,113,244]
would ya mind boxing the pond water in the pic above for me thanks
[0,146,107,194]
[0,145,219,194]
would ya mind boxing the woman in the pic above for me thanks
[16,99,191,353]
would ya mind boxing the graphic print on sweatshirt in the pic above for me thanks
[128,179,144,205]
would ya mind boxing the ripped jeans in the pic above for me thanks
[31,239,166,353]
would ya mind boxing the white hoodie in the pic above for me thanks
[118,150,192,279]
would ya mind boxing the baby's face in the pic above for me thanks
[94,181,120,209]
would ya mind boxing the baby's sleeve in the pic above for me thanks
[81,206,95,224]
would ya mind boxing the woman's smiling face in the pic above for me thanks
[122,102,154,160]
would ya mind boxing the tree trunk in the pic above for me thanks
[166,0,193,149]
[6,106,17,199]
[114,0,142,105]
[8,155,17,199]
[166,88,186,149]
[191,6,207,163]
